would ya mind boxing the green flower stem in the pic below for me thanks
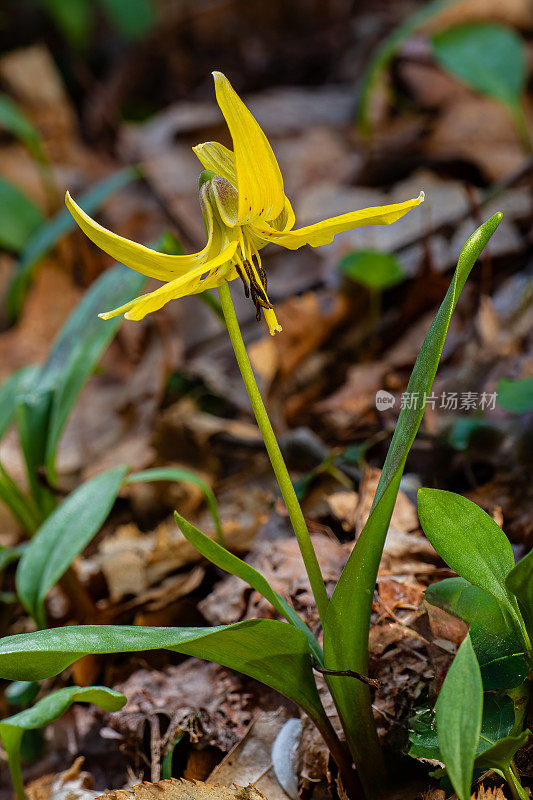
[218,281,329,625]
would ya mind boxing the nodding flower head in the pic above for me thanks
[65,72,424,335]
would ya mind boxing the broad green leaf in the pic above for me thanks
[497,377,533,414]
[16,467,127,628]
[432,24,526,109]
[0,685,125,800]
[418,490,522,628]
[126,468,223,544]
[174,511,323,664]
[357,0,457,133]
[0,621,328,736]
[98,0,156,40]
[0,366,39,442]
[338,250,404,290]
[426,577,528,689]
[475,730,530,772]
[506,550,533,638]
[323,214,503,770]
[435,635,482,800]
[7,166,140,322]
[38,264,147,465]
[409,694,514,761]
[0,179,44,253]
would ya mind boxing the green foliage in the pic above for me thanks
[41,0,93,48]
[4,682,39,709]
[444,417,496,452]
[0,367,39,443]
[99,0,156,40]
[0,179,44,253]
[7,166,140,323]
[417,490,524,634]
[0,214,508,800]
[497,377,533,414]
[174,511,323,663]
[0,95,44,161]
[0,686,126,800]
[39,0,155,47]
[321,214,503,777]
[34,264,146,469]
[432,24,526,109]
[426,577,528,689]
[6,262,145,520]
[435,635,483,800]
[432,23,529,147]
[506,550,533,638]
[357,0,457,133]
[0,622,329,734]
[410,693,515,761]
[0,468,40,535]
[127,468,223,544]
[16,467,127,628]
[338,250,404,290]
[417,489,531,798]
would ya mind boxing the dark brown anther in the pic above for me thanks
[257,262,268,294]
[235,263,250,298]
[240,260,272,322]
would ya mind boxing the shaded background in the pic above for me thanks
[0,0,532,795]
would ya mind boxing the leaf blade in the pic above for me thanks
[506,549,533,638]
[7,167,140,322]
[0,685,125,800]
[418,490,520,620]
[174,511,323,663]
[16,467,127,627]
[432,23,527,108]
[323,214,503,766]
[435,635,483,800]
[0,621,327,729]
[426,577,528,689]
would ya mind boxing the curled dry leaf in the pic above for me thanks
[472,787,508,800]
[98,780,269,800]
[209,711,294,800]
[26,757,99,800]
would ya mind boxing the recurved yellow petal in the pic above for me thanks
[193,141,237,185]
[213,72,285,225]
[66,192,210,281]
[99,240,239,321]
[255,192,425,250]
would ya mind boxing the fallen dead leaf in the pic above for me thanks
[472,787,508,800]
[209,710,292,800]
[421,0,533,32]
[98,780,268,800]
[26,757,99,800]
[92,487,270,603]
[355,466,419,536]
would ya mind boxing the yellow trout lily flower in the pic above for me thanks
[65,71,424,335]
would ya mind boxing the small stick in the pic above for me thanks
[312,658,381,688]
